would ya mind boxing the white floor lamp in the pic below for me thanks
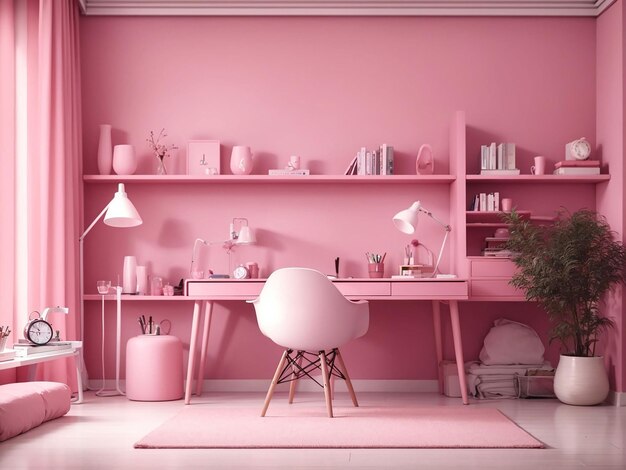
[79,183,142,392]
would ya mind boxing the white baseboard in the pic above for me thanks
[89,379,439,394]
[608,390,626,406]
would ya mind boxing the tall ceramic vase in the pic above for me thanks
[97,124,113,175]
[553,355,609,405]
[123,256,137,294]
[230,146,253,175]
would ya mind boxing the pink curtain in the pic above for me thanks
[0,0,82,389]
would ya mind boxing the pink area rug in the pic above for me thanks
[135,405,543,449]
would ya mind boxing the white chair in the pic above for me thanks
[248,267,370,417]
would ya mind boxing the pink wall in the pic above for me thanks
[597,0,626,392]
[80,16,595,381]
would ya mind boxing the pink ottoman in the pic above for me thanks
[0,382,71,441]
[126,335,183,401]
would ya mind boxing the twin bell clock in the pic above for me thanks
[23,306,69,345]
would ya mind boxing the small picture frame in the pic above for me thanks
[187,140,220,175]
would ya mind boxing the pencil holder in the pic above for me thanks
[368,262,384,278]
[0,335,7,352]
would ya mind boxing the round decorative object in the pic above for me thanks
[112,144,137,175]
[23,311,54,345]
[569,138,591,161]
[97,124,113,175]
[553,354,609,405]
[416,144,434,175]
[233,265,250,279]
[230,146,253,175]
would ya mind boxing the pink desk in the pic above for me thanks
[184,278,470,405]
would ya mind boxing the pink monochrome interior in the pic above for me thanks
[75,11,625,391]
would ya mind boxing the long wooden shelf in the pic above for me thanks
[83,174,456,184]
[466,174,610,183]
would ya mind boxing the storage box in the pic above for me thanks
[441,360,464,398]
[515,373,555,398]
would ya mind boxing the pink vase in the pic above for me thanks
[113,144,137,175]
[230,146,253,175]
[97,124,113,175]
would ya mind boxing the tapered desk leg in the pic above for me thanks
[74,350,84,404]
[448,300,469,405]
[185,300,203,405]
[431,300,444,395]
[196,300,214,397]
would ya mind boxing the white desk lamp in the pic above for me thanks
[393,201,451,276]
[79,183,142,392]
[190,217,256,275]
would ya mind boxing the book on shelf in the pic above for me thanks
[553,167,600,175]
[344,156,357,175]
[479,168,520,176]
[471,192,500,211]
[349,144,394,176]
[13,341,73,357]
[481,142,515,171]
[554,160,600,169]
[0,349,16,362]
[268,169,310,176]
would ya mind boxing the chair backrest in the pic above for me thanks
[250,267,369,351]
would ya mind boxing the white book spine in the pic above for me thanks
[479,193,487,211]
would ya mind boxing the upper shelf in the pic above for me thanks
[83,175,456,184]
[466,175,610,184]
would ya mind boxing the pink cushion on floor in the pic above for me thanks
[0,381,71,441]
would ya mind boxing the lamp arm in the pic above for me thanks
[420,207,451,232]
[79,202,111,242]
[431,229,450,276]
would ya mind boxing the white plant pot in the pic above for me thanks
[553,354,609,406]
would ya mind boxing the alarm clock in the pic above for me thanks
[23,311,54,345]
[233,265,250,279]
[566,138,591,161]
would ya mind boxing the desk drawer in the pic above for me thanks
[335,282,390,297]
[186,281,264,297]
[391,281,468,298]
[470,258,517,278]
[470,279,524,299]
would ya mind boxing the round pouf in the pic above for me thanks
[126,335,184,401]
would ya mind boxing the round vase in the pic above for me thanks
[113,144,137,175]
[230,146,253,175]
[97,124,113,175]
[553,354,609,406]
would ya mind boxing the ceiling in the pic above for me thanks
[78,0,616,17]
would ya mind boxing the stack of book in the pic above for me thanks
[553,160,600,175]
[480,142,520,175]
[483,236,512,257]
[13,341,73,357]
[268,169,310,176]
[345,144,394,175]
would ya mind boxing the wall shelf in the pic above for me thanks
[83,174,456,184]
[466,174,610,183]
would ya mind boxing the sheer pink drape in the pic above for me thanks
[0,0,17,383]
[0,0,82,388]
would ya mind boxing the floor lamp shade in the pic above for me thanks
[104,183,143,227]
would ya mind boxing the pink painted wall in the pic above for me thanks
[80,16,595,381]
[597,0,626,392]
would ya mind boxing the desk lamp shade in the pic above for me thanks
[236,225,256,245]
[104,183,143,227]
[393,201,422,234]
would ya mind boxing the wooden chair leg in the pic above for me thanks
[288,352,301,404]
[319,351,333,418]
[336,349,358,407]
[261,350,288,417]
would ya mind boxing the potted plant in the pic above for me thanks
[503,208,626,405]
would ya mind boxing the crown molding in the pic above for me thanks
[78,0,616,17]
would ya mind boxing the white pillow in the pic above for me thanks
[479,318,545,365]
